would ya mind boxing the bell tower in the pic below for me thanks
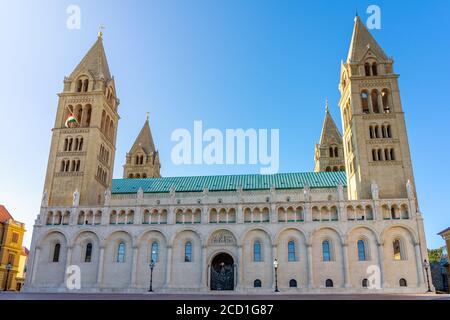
[123,115,161,179]
[314,99,345,172]
[338,16,416,200]
[43,33,119,206]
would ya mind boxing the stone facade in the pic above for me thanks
[24,17,432,294]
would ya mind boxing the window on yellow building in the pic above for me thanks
[12,232,19,243]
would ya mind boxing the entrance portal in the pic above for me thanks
[210,253,234,291]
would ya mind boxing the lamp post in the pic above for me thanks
[3,263,12,291]
[422,259,432,293]
[148,259,156,292]
[273,259,279,292]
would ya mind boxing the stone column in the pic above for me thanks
[130,246,139,288]
[96,246,105,287]
[272,244,278,290]
[368,92,373,112]
[201,245,207,289]
[414,242,425,287]
[168,207,175,225]
[377,92,384,113]
[237,245,244,290]
[376,242,385,288]
[306,243,314,288]
[165,245,173,288]
[304,203,312,222]
[342,242,350,288]
[30,247,41,285]
[270,204,277,223]
[237,206,243,224]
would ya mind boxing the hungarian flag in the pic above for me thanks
[65,114,78,128]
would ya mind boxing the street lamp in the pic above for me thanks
[273,259,279,292]
[3,263,12,291]
[148,259,156,292]
[422,259,432,293]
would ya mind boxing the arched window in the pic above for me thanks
[377,149,383,161]
[76,79,83,92]
[372,149,377,161]
[369,126,374,139]
[372,62,378,76]
[390,149,395,161]
[326,166,331,172]
[371,90,380,113]
[117,242,126,263]
[185,241,192,262]
[52,243,61,262]
[357,240,366,261]
[289,279,297,288]
[85,243,92,263]
[83,79,89,92]
[387,125,392,138]
[399,278,407,287]
[334,147,338,157]
[254,279,262,288]
[364,63,371,76]
[325,279,333,288]
[362,278,368,288]
[385,149,390,161]
[288,241,296,262]
[322,240,331,261]
[361,91,369,113]
[253,241,262,262]
[151,241,159,262]
[382,89,390,113]
[329,147,334,158]
[393,239,403,260]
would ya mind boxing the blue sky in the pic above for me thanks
[0,0,449,248]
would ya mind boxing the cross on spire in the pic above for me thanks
[98,24,105,38]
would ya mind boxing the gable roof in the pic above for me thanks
[111,171,347,194]
[69,36,112,81]
[0,205,13,223]
[347,16,388,63]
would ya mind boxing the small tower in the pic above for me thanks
[338,16,416,200]
[43,33,119,206]
[314,99,345,172]
[123,115,161,178]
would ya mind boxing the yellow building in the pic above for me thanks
[438,227,450,290]
[16,247,29,291]
[0,205,26,291]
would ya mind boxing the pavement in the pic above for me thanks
[0,292,449,300]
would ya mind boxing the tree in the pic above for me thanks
[428,247,444,264]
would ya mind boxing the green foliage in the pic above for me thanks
[428,247,444,263]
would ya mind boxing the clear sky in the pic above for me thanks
[0,0,449,249]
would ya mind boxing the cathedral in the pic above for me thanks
[25,17,432,293]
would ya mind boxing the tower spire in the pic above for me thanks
[325,98,329,113]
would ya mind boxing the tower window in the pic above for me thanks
[371,90,380,113]
[254,279,262,288]
[371,62,378,76]
[382,89,390,113]
[364,63,371,76]
[361,91,369,113]
[325,279,334,288]
[289,279,297,288]
[83,79,89,92]
[390,149,395,161]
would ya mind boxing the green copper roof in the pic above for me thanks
[111,171,346,194]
